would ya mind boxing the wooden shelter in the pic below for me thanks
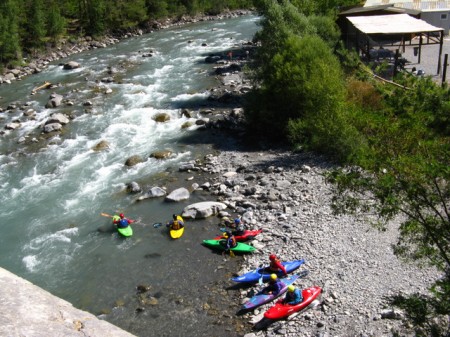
[341,13,445,73]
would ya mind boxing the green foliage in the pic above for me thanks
[47,2,66,43]
[145,0,169,19]
[0,0,22,64]
[25,0,47,50]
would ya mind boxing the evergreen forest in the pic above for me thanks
[0,0,254,66]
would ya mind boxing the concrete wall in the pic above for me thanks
[0,267,137,337]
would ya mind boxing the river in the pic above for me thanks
[0,14,260,337]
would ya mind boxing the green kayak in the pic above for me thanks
[112,215,133,237]
[202,239,256,253]
[117,225,133,237]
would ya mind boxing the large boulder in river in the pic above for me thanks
[45,93,64,108]
[92,140,110,151]
[45,113,70,125]
[153,113,170,123]
[63,61,80,70]
[125,155,143,167]
[126,181,141,194]
[150,150,172,159]
[165,188,190,202]
[182,201,227,219]
[137,187,167,201]
[43,123,63,133]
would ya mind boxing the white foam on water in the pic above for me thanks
[171,91,209,102]
[28,227,79,248]
[22,227,80,273]
[22,255,40,272]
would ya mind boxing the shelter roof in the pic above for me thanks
[340,4,420,15]
[347,13,444,34]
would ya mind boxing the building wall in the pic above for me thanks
[421,11,450,34]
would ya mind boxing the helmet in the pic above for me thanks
[270,274,277,281]
[288,285,295,292]
[173,214,177,220]
[223,232,228,238]
[119,213,125,218]
[269,254,276,261]
[234,218,241,224]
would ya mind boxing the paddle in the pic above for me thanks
[229,250,235,258]
[101,212,135,223]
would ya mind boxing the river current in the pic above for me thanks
[0,15,260,337]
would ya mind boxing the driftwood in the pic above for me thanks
[32,81,52,93]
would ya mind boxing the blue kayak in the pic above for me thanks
[241,274,300,311]
[231,259,305,283]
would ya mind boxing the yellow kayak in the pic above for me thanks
[170,227,184,239]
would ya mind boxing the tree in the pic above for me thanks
[47,1,66,44]
[23,0,47,53]
[0,0,21,64]
[145,0,168,19]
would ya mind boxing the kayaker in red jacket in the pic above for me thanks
[266,254,288,276]
[113,213,133,228]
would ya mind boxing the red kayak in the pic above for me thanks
[264,286,322,320]
[213,229,262,242]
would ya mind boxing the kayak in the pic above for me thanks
[213,229,263,242]
[117,226,133,237]
[112,215,133,237]
[263,286,322,320]
[241,274,299,311]
[202,240,256,253]
[231,259,305,283]
[170,227,184,239]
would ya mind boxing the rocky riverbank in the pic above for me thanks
[184,144,441,337]
[177,49,442,337]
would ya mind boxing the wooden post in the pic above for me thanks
[437,30,444,75]
[442,54,448,86]
[419,34,423,64]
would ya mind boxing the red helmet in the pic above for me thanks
[119,213,125,218]
[269,254,276,261]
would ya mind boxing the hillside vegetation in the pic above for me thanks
[0,0,254,68]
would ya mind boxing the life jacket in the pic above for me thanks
[118,218,129,228]
[228,235,237,247]
[269,259,281,271]
[171,220,181,230]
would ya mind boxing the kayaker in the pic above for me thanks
[261,274,284,296]
[167,214,184,230]
[282,285,303,305]
[266,254,288,276]
[232,218,246,236]
[114,213,132,228]
[222,231,237,253]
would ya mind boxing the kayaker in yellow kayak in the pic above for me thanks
[166,214,184,230]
